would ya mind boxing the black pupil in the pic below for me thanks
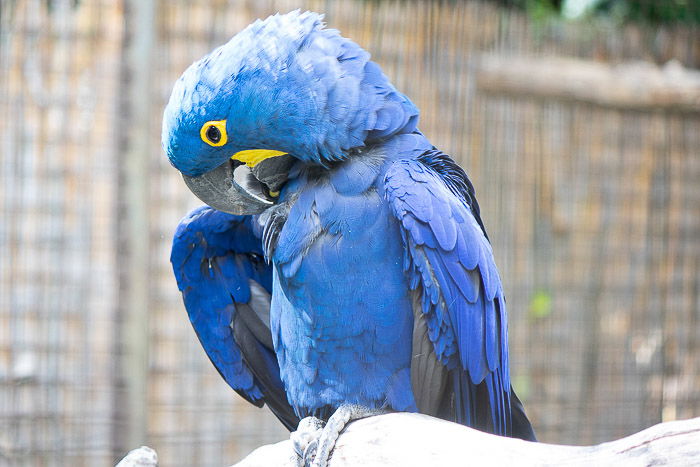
[206,125,221,143]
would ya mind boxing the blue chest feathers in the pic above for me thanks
[264,148,417,417]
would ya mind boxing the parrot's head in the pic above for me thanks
[162,10,419,215]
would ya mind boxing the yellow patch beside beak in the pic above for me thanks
[232,149,288,167]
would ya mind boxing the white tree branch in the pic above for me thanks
[232,413,700,467]
[116,446,158,467]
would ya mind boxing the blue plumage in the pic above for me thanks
[385,154,511,430]
[162,11,417,177]
[164,11,535,440]
[171,208,267,400]
[269,145,417,419]
[171,207,298,429]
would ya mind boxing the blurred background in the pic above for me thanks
[1,0,699,465]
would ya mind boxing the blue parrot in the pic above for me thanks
[163,10,535,464]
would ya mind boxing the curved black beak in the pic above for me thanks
[182,154,295,215]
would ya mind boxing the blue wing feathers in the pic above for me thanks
[171,206,298,430]
[171,207,265,400]
[385,154,512,435]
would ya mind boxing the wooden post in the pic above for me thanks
[475,55,700,113]
[115,0,155,457]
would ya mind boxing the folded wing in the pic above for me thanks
[171,206,298,430]
[386,151,534,440]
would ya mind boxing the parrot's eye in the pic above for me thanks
[206,126,221,143]
[200,120,228,147]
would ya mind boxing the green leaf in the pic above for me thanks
[512,373,532,401]
[529,290,552,319]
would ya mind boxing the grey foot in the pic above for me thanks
[309,405,386,467]
[291,416,324,467]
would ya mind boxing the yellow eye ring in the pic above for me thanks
[200,120,228,147]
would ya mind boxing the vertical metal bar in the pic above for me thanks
[115,0,155,457]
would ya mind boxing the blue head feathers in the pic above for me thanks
[162,10,419,177]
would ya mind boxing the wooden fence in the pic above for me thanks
[0,0,698,465]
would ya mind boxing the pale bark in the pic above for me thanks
[116,446,158,467]
[233,413,700,467]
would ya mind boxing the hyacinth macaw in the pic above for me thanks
[163,10,535,463]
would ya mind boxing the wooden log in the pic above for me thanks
[232,413,700,466]
[475,55,700,113]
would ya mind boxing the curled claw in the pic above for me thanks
[291,417,325,467]
[310,405,387,467]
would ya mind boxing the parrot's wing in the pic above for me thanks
[170,206,298,430]
[385,154,518,437]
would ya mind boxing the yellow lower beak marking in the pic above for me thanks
[232,149,287,167]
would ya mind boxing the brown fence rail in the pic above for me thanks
[1,0,699,465]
